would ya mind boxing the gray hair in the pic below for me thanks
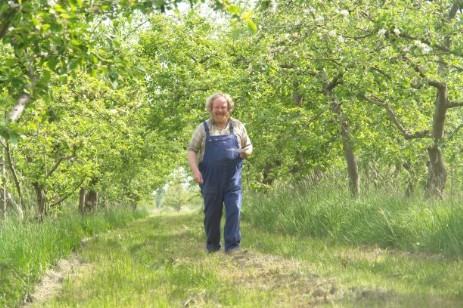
[205,92,235,113]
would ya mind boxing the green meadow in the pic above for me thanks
[2,183,462,307]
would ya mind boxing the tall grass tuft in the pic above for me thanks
[243,180,463,258]
[0,206,147,307]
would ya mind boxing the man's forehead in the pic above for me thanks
[212,99,227,106]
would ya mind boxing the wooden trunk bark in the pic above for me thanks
[342,134,360,197]
[425,78,448,198]
[79,187,99,213]
[33,182,47,221]
[423,3,459,198]
[332,102,360,197]
[0,154,5,219]
[425,145,447,199]
[322,72,360,197]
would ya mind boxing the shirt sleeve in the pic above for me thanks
[240,124,253,155]
[187,123,205,153]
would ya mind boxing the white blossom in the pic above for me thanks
[269,0,277,13]
[393,28,400,36]
[304,6,315,14]
[415,40,432,54]
[340,10,349,16]
[422,45,432,54]
[378,28,387,36]
[8,1,20,8]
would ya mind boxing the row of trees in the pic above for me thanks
[0,0,249,220]
[255,0,463,198]
[145,0,463,198]
[1,0,463,221]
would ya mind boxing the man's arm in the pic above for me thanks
[188,150,203,184]
[240,124,253,159]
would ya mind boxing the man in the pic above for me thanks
[187,92,253,253]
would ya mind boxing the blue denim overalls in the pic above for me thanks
[199,121,243,252]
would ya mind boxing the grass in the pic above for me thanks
[244,182,463,258]
[3,182,463,306]
[33,206,463,307]
[0,206,147,307]
[41,211,276,307]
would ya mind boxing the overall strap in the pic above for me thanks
[203,121,210,136]
[229,122,234,134]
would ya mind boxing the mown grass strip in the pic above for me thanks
[0,207,146,307]
[44,210,277,307]
[39,208,463,307]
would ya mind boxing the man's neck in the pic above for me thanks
[212,118,229,129]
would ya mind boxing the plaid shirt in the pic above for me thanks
[187,117,253,164]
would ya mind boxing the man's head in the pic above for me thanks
[206,93,234,125]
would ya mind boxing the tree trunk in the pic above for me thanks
[79,188,85,213]
[332,102,360,197]
[425,145,447,199]
[0,153,5,219]
[321,72,360,197]
[402,160,415,197]
[5,141,25,213]
[0,88,35,221]
[423,3,459,198]
[33,182,47,221]
[342,134,360,197]
[0,189,24,220]
[424,65,448,198]
[79,187,99,213]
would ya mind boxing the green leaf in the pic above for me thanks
[246,19,257,33]
[227,5,240,15]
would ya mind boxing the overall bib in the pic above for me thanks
[199,121,243,252]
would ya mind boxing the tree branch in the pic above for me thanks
[5,141,23,210]
[447,101,463,109]
[46,155,75,178]
[9,52,36,122]
[403,55,445,89]
[362,94,430,140]
[9,92,33,122]
[49,178,86,208]
[0,1,21,39]
[399,32,452,54]
[325,73,344,92]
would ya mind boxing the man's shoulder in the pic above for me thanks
[195,119,211,130]
[230,117,244,126]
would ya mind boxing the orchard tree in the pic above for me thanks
[255,0,463,198]
[353,0,463,198]
[253,1,366,195]
[0,0,256,218]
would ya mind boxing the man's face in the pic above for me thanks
[211,97,230,125]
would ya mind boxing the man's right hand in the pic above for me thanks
[188,150,203,184]
[193,169,203,184]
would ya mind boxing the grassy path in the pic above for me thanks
[30,208,463,307]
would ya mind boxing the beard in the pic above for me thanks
[213,113,229,123]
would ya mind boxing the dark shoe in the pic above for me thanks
[225,248,241,255]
